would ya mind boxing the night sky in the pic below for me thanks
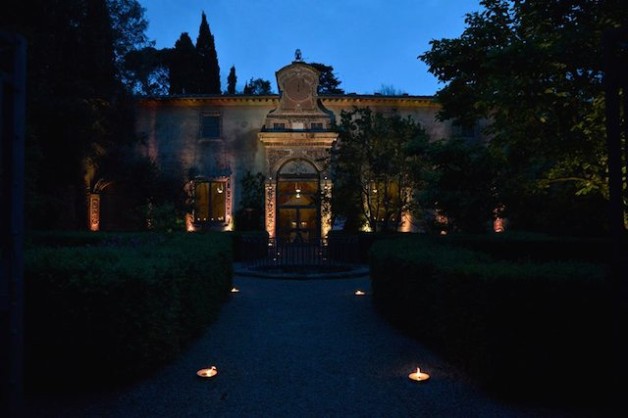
[138,0,482,95]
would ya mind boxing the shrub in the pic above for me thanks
[370,235,614,404]
[24,231,232,392]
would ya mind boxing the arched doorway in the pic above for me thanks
[276,159,320,242]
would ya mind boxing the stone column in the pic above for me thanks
[265,179,276,239]
[88,193,100,231]
[321,177,333,240]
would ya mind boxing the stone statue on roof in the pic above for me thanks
[294,49,302,62]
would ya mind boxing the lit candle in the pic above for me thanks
[197,366,218,378]
[408,366,430,382]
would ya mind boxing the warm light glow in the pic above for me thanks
[197,366,218,378]
[493,217,505,232]
[408,366,430,382]
[355,290,365,296]
[265,180,276,239]
[186,213,196,232]
[493,206,506,232]
[231,287,240,293]
[88,193,100,232]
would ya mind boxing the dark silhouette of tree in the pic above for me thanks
[420,0,627,234]
[195,11,220,94]
[167,32,196,94]
[123,46,169,95]
[308,62,344,94]
[0,0,153,229]
[109,0,152,86]
[227,65,237,94]
[243,77,272,95]
[376,84,407,96]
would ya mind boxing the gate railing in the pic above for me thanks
[238,235,360,268]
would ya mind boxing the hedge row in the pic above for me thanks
[441,232,614,263]
[370,236,616,405]
[24,232,233,392]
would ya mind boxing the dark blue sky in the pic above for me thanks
[138,0,482,95]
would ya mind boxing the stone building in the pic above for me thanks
[134,57,463,239]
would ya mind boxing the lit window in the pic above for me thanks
[194,180,226,223]
[200,114,221,139]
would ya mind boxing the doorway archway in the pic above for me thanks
[275,159,320,242]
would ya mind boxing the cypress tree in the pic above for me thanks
[195,11,220,94]
[168,32,196,94]
[227,65,237,94]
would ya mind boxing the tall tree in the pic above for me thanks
[331,107,429,232]
[1,0,152,229]
[123,46,170,96]
[167,32,196,94]
[108,0,151,88]
[227,65,237,94]
[195,11,221,94]
[309,62,344,94]
[420,0,627,233]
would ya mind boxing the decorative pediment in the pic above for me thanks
[276,62,320,112]
[263,56,333,131]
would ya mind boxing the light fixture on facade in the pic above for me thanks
[231,287,240,293]
[295,183,301,199]
[216,183,224,194]
[355,290,366,296]
[408,366,430,382]
[197,366,218,378]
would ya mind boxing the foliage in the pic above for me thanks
[123,46,170,95]
[308,62,344,94]
[108,0,152,86]
[234,171,266,231]
[419,138,500,233]
[195,11,221,94]
[166,32,197,94]
[161,12,221,95]
[331,107,430,232]
[1,0,150,229]
[24,232,233,391]
[227,65,237,94]
[370,235,614,404]
[243,77,273,95]
[419,0,628,234]
[375,84,407,96]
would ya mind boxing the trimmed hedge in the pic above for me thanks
[370,236,615,405]
[24,232,232,392]
[441,231,614,263]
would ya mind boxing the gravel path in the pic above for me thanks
[25,274,617,417]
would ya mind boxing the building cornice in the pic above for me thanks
[138,94,437,108]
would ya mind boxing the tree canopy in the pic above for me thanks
[308,62,344,94]
[1,0,154,229]
[420,0,627,234]
[243,77,273,95]
[331,107,429,232]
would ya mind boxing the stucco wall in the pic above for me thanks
[135,94,464,217]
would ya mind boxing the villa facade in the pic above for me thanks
[133,58,469,239]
